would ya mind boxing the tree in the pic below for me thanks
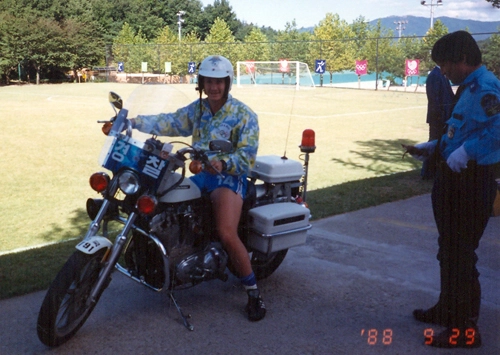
[199,0,241,41]
[234,21,256,42]
[123,0,165,41]
[151,0,204,41]
[155,25,194,75]
[274,20,312,63]
[350,16,370,59]
[358,21,400,82]
[181,31,203,71]
[204,17,236,60]
[310,13,356,74]
[482,32,500,75]
[0,12,27,83]
[485,0,500,8]
[419,20,449,70]
[241,27,271,62]
[62,18,104,76]
[112,22,150,73]
[25,17,73,84]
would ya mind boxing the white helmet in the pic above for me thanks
[198,55,233,92]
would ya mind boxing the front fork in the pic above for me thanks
[83,198,139,305]
[83,199,112,240]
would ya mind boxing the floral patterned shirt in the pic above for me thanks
[134,94,259,175]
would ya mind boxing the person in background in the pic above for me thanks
[421,65,454,179]
[118,55,265,322]
[407,31,500,348]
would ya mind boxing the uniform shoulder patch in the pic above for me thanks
[481,94,500,117]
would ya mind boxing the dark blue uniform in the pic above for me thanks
[432,65,500,329]
[426,66,454,140]
[422,66,454,179]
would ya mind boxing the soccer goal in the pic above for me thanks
[236,61,315,90]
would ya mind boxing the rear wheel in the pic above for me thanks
[251,249,288,280]
[227,249,288,280]
[37,249,108,347]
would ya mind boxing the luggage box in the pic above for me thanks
[249,155,304,183]
[247,202,311,254]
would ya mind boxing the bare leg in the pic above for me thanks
[210,187,252,277]
[211,187,266,321]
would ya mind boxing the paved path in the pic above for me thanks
[1,194,498,354]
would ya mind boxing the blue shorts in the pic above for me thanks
[189,171,247,198]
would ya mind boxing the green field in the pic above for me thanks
[0,83,428,254]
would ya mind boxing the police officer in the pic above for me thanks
[421,65,454,179]
[407,31,500,348]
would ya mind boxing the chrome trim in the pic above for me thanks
[115,233,170,292]
[249,224,311,255]
[249,223,312,238]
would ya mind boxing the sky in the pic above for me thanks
[200,0,500,30]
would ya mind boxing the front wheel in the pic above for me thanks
[37,249,109,347]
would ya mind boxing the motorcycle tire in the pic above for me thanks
[227,249,288,280]
[251,249,288,280]
[37,249,109,347]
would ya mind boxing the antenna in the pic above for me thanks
[282,90,298,159]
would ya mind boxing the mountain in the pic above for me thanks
[369,15,500,40]
[300,16,500,40]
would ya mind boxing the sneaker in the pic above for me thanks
[246,289,266,322]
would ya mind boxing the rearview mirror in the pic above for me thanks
[108,91,123,110]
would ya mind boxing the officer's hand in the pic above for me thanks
[402,141,436,161]
[447,144,469,172]
[415,141,437,155]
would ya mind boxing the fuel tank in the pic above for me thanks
[158,172,201,203]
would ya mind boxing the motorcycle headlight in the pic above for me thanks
[118,171,140,195]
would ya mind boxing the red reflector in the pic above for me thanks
[89,172,109,192]
[300,129,316,153]
[137,195,157,215]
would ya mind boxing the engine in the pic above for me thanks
[148,201,228,286]
[175,243,228,284]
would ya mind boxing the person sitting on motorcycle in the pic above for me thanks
[126,55,265,322]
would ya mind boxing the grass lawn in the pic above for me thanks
[0,82,428,253]
[0,82,432,299]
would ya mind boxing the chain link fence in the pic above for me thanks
[103,32,498,90]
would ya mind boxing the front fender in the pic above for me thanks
[76,236,112,255]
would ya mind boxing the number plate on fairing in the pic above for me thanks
[101,134,167,187]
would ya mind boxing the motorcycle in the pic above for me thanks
[37,85,316,347]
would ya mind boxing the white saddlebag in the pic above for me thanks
[247,202,311,254]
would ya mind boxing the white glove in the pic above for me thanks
[446,144,469,172]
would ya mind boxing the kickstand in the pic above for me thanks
[169,292,194,331]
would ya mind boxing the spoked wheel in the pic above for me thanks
[37,249,109,347]
[227,249,288,280]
